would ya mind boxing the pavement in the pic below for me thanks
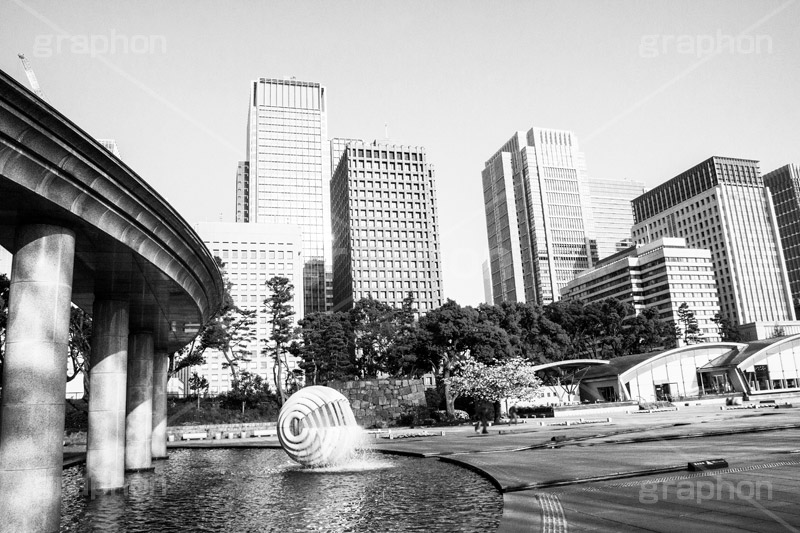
[63,403,800,532]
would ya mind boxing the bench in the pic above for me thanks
[252,429,277,438]
[181,432,208,441]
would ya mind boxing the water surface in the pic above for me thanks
[61,448,502,532]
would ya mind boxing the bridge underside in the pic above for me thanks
[0,69,222,531]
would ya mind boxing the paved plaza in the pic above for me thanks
[66,403,800,531]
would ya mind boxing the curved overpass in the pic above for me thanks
[0,68,223,531]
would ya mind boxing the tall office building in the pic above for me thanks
[764,164,800,315]
[561,237,721,342]
[238,77,330,315]
[588,178,647,260]
[631,156,795,328]
[330,140,443,313]
[482,128,594,305]
[194,222,304,394]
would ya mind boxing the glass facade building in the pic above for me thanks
[764,164,800,316]
[631,156,795,327]
[239,78,330,315]
[330,140,443,313]
[482,128,594,305]
[588,177,647,261]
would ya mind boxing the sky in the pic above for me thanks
[1,0,799,307]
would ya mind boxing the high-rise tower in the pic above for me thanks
[631,156,795,327]
[239,78,330,315]
[330,139,443,313]
[764,163,800,316]
[482,128,594,305]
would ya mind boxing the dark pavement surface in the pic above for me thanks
[64,403,800,531]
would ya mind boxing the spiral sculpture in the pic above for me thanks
[278,386,361,467]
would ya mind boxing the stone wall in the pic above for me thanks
[328,378,428,428]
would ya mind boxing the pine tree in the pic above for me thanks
[264,276,295,404]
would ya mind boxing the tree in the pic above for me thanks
[294,311,356,384]
[446,356,542,421]
[169,335,207,378]
[544,298,593,358]
[622,307,671,354]
[188,372,209,409]
[68,306,92,400]
[711,312,741,342]
[677,303,700,344]
[417,300,511,415]
[225,370,274,414]
[263,276,296,404]
[0,273,9,378]
[349,296,402,377]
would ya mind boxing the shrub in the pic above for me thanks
[397,404,431,426]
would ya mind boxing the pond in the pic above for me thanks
[61,448,503,532]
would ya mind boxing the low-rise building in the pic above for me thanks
[580,335,800,403]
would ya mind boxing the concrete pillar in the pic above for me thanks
[125,333,153,471]
[0,224,75,533]
[151,352,169,460]
[85,299,129,493]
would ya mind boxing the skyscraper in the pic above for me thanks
[239,78,330,315]
[482,128,594,305]
[330,139,443,313]
[631,156,795,328]
[764,164,800,315]
[587,177,647,260]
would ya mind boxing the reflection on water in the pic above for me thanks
[61,448,502,532]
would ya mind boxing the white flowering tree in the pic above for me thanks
[445,356,543,412]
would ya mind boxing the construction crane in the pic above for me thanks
[17,53,45,100]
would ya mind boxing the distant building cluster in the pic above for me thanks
[185,77,800,392]
[482,129,800,343]
[194,77,445,392]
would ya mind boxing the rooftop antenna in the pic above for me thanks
[17,53,46,100]
[384,123,389,140]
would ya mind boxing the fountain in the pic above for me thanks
[61,385,503,530]
[277,385,363,467]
